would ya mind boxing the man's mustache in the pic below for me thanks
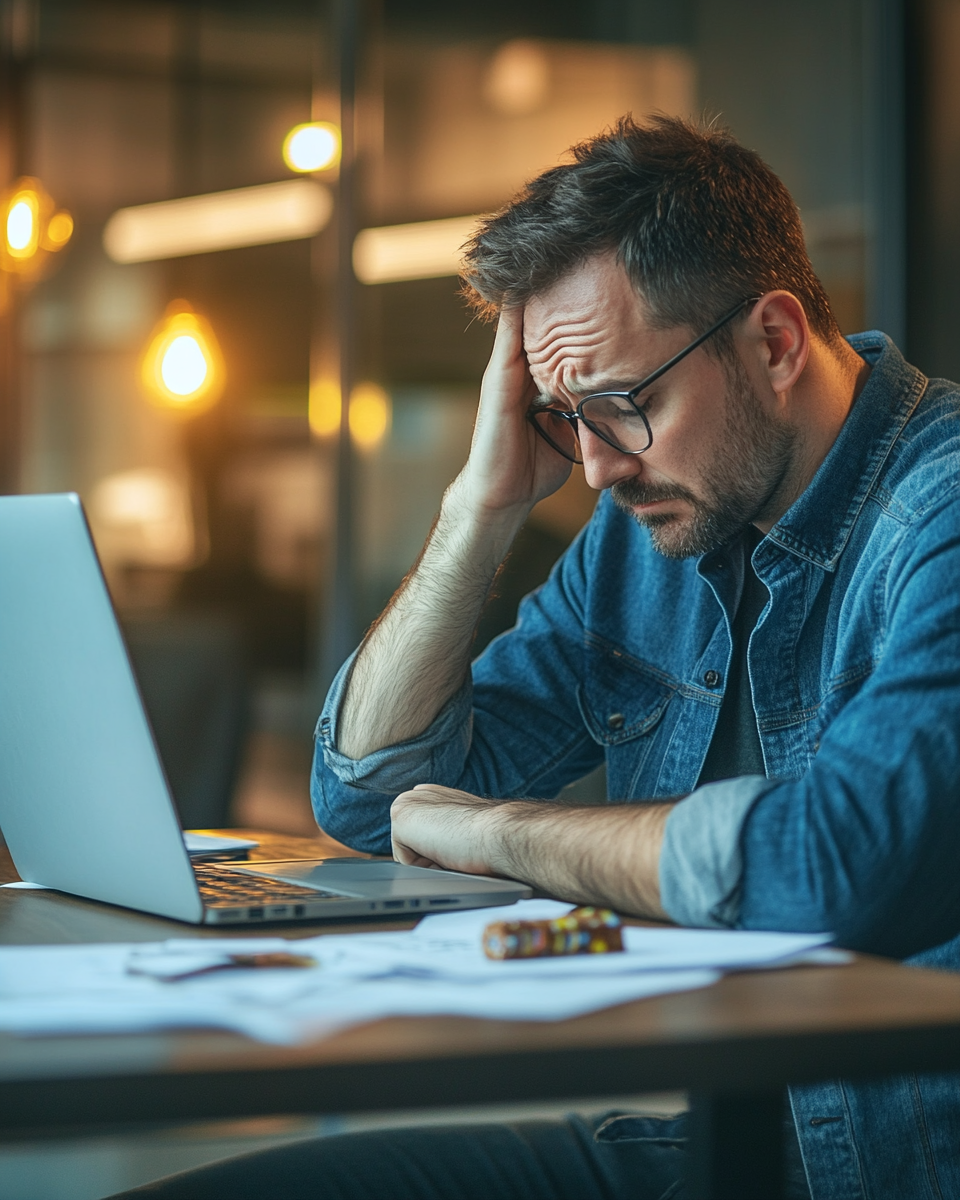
[611,480,698,509]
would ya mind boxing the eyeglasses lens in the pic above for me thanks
[580,394,652,453]
[531,410,582,463]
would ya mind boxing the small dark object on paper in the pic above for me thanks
[483,906,624,960]
[130,950,317,982]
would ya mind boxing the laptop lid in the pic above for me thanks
[0,493,204,922]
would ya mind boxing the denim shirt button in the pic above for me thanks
[703,670,721,688]
[607,712,626,730]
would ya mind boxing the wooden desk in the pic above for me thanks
[3,831,960,1200]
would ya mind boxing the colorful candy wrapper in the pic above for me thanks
[482,906,624,960]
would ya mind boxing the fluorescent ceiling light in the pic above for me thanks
[103,180,333,264]
[352,214,484,284]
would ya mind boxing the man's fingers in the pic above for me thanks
[396,849,440,869]
[392,839,432,868]
[391,825,441,869]
[482,306,529,397]
[492,304,523,353]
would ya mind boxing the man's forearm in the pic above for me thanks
[337,482,529,761]
[489,801,673,919]
[390,786,673,920]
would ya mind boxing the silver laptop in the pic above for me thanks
[0,493,531,924]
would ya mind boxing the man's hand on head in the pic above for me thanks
[337,307,571,765]
[453,306,571,523]
[390,784,675,921]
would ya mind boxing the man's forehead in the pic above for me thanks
[521,260,677,390]
[522,257,658,354]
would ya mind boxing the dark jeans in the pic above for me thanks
[107,1111,813,1200]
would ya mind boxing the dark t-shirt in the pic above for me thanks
[697,526,768,786]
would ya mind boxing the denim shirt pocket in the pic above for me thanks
[577,635,674,797]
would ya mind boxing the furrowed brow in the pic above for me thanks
[530,392,573,411]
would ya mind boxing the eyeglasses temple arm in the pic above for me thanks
[628,296,761,398]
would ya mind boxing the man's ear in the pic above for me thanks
[745,291,810,396]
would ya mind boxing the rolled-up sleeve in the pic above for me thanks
[316,650,476,791]
[310,651,475,853]
[659,776,779,927]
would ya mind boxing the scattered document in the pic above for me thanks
[183,832,259,856]
[407,901,839,976]
[0,900,840,1045]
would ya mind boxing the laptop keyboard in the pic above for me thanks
[194,864,334,907]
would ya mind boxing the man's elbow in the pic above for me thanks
[310,754,394,856]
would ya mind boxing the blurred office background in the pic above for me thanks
[0,0,913,841]
[0,0,947,1191]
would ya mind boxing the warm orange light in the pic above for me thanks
[141,303,225,415]
[283,122,341,173]
[309,378,341,436]
[0,177,72,278]
[104,181,331,263]
[353,215,484,284]
[349,383,390,449]
[309,380,391,449]
[6,191,39,260]
[483,40,551,116]
[43,210,74,249]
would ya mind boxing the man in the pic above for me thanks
[119,117,960,1199]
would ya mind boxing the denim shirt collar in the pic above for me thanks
[764,332,927,572]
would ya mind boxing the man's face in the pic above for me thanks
[522,254,796,557]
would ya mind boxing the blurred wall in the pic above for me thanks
[907,0,960,380]
[0,0,901,824]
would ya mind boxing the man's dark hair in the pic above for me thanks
[461,115,842,349]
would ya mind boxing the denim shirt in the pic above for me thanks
[314,333,960,1199]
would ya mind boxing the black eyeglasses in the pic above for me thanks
[527,296,759,464]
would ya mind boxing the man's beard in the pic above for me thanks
[611,357,797,558]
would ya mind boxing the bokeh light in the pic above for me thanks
[309,380,391,450]
[160,334,209,396]
[283,121,341,172]
[483,40,550,116]
[43,211,74,248]
[6,193,39,259]
[308,378,341,436]
[1,178,73,278]
[349,383,391,449]
[141,304,225,414]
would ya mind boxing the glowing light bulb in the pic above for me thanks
[283,122,341,173]
[141,304,224,414]
[7,201,33,251]
[161,334,209,396]
[0,178,72,280]
[6,192,39,259]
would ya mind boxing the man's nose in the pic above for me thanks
[579,425,644,491]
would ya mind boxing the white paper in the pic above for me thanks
[400,900,834,977]
[183,832,259,855]
[0,901,839,1045]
